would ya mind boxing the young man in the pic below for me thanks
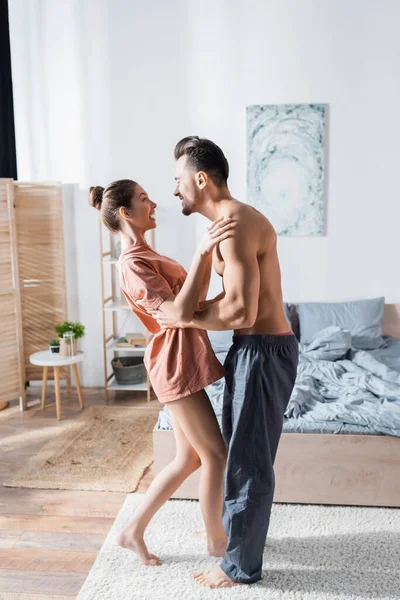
[153,136,299,588]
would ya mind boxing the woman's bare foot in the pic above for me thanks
[193,566,238,588]
[194,531,228,557]
[117,527,162,566]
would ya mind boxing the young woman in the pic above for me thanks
[89,179,232,566]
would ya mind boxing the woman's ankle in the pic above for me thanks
[124,521,145,539]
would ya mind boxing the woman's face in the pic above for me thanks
[129,185,157,232]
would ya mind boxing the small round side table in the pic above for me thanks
[29,351,85,420]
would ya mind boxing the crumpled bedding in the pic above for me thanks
[156,327,400,437]
[286,327,400,436]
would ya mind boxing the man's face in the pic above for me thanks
[174,155,200,216]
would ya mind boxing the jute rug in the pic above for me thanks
[4,406,158,492]
[76,494,400,600]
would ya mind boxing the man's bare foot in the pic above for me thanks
[193,566,239,588]
[117,528,162,566]
[194,531,227,557]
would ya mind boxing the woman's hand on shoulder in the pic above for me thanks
[196,216,234,257]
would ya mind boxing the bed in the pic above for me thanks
[152,301,400,507]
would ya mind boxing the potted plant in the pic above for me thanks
[55,321,85,356]
[49,339,60,354]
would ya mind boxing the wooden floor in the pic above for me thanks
[0,386,159,599]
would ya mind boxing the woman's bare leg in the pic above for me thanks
[118,410,201,564]
[169,390,228,556]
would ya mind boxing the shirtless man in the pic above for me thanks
[154,136,299,588]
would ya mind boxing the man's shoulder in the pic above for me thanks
[232,201,275,239]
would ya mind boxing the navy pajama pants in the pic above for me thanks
[220,334,299,584]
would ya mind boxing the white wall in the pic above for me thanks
[9,0,400,384]
[184,0,400,302]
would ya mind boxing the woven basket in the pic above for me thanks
[111,357,146,385]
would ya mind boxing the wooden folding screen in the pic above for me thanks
[0,179,26,407]
[13,183,68,383]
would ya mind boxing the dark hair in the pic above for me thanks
[174,136,229,186]
[89,179,138,233]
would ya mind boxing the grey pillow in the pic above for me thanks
[284,302,291,322]
[297,297,385,349]
[285,303,299,339]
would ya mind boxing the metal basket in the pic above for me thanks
[111,357,146,385]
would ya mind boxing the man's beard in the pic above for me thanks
[181,203,192,216]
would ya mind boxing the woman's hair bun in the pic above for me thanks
[89,186,105,211]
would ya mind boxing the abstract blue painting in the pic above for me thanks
[247,104,326,236]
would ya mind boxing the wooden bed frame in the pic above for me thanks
[152,304,400,507]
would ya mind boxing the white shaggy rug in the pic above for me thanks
[76,494,400,600]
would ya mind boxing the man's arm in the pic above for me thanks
[191,230,260,331]
[198,291,225,310]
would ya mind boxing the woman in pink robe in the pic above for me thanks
[90,179,231,566]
